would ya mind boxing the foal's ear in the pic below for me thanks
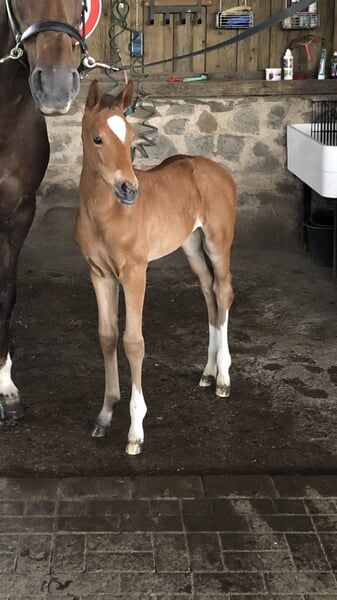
[114,81,134,111]
[86,80,100,110]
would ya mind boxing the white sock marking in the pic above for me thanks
[128,384,147,443]
[107,115,126,143]
[0,354,19,398]
[217,310,231,387]
[204,324,219,378]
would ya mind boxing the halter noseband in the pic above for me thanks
[4,0,88,56]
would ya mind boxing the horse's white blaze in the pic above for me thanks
[128,384,147,442]
[217,310,231,387]
[0,354,19,397]
[107,115,126,143]
[204,324,219,378]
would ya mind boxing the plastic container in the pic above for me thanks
[265,68,282,81]
[306,209,334,267]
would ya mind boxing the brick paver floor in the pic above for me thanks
[1,475,337,598]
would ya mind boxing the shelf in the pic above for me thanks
[80,76,337,99]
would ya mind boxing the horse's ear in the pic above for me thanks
[86,80,100,110]
[115,81,134,111]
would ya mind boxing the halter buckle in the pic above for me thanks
[10,45,24,60]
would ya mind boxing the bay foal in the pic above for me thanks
[75,81,236,455]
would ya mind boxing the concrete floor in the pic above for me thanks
[1,241,337,476]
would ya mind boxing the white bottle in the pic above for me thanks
[308,2,317,27]
[283,48,293,81]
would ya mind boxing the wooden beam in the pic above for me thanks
[79,76,337,99]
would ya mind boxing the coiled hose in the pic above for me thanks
[107,0,158,159]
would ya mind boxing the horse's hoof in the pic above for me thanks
[199,374,215,388]
[125,441,143,456]
[91,423,110,438]
[216,384,230,398]
[0,400,25,426]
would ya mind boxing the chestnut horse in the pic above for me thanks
[0,0,86,424]
[75,81,236,455]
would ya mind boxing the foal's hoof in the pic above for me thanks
[216,384,231,398]
[0,400,25,426]
[91,423,110,438]
[199,374,215,388]
[125,440,143,456]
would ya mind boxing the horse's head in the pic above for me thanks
[83,80,139,206]
[9,0,84,114]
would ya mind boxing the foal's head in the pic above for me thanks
[83,80,139,206]
[9,0,83,114]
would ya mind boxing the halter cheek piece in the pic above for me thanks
[4,0,89,65]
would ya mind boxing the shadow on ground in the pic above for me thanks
[1,241,337,476]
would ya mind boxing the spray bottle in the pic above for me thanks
[283,48,293,81]
[330,51,337,79]
[318,49,327,80]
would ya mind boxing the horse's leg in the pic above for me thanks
[90,272,120,438]
[122,266,147,456]
[202,228,234,398]
[0,196,36,423]
[182,230,219,387]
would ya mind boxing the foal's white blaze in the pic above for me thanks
[127,384,147,453]
[217,310,231,388]
[107,115,126,143]
[0,354,19,399]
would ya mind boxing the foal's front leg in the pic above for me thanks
[90,272,120,437]
[122,266,147,456]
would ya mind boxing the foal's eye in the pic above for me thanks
[93,136,103,145]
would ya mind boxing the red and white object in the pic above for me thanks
[80,0,102,39]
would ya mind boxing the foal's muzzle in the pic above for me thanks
[113,181,139,205]
[30,67,80,115]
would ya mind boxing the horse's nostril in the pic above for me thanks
[114,181,139,204]
[72,69,80,95]
[31,68,43,92]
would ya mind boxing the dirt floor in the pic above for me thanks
[1,240,337,477]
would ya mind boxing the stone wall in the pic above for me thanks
[33,94,313,250]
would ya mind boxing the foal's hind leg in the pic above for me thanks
[182,230,218,387]
[90,272,120,438]
[202,230,234,398]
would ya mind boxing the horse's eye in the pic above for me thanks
[93,136,103,145]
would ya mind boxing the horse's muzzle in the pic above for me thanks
[113,181,139,205]
[30,67,80,115]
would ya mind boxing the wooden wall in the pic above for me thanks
[87,0,337,77]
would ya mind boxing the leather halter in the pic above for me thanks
[4,0,88,55]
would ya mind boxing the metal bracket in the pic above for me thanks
[145,0,211,25]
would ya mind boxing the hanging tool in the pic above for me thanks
[145,0,209,26]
